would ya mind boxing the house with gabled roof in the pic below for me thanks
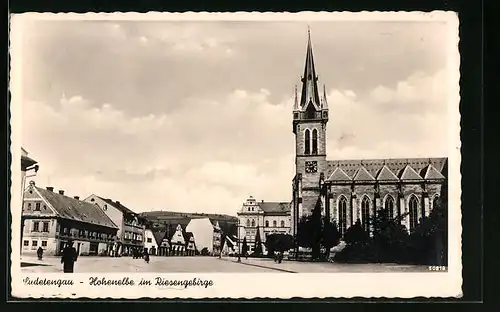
[21,182,119,256]
[83,194,146,256]
[143,228,159,255]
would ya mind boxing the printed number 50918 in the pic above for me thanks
[428,266,447,271]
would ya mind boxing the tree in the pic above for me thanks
[253,226,263,257]
[409,184,448,265]
[335,220,371,263]
[241,237,248,257]
[295,198,332,261]
[265,233,295,256]
[220,232,226,255]
[296,215,314,248]
[371,208,410,263]
[310,198,323,259]
[321,218,341,258]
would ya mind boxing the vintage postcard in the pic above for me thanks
[9,11,461,299]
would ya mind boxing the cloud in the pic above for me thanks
[18,20,452,216]
[326,69,448,159]
[23,88,295,214]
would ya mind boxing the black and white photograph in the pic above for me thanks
[10,12,461,298]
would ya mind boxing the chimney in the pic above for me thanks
[46,187,54,192]
[261,200,264,203]
[58,190,65,195]
[116,201,121,206]
[74,196,80,200]
[29,181,35,186]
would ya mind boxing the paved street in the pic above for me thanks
[20,255,276,273]
[20,255,430,273]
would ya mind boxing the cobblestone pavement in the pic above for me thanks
[20,255,429,273]
[19,255,279,273]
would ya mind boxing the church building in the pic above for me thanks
[291,30,448,238]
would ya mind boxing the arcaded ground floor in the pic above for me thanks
[19,255,431,273]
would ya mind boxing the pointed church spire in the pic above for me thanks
[300,27,321,110]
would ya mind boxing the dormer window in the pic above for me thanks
[103,204,107,211]
[90,198,95,202]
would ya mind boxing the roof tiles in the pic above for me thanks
[35,187,118,229]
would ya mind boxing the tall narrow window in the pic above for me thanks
[246,219,250,227]
[265,220,269,227]
[312,129,318,155]
[409,196,419,231]
[433,196,440,211]
[385,196,395,220]
[361,197,370,233]
[273,220,277,227]
[304,129,311,155]
[251,219,255,227]
[338,196,348,235]
[281,220,285,227]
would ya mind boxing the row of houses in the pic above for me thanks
[21,182,237,257]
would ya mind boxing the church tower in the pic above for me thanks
[292,28,329,228]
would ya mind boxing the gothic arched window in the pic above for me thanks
[312,129,318,155]
[385,195,395,220]
[433,196,440,211]
[246,219,250,227]
[265,220,269,227]
[338,196,348,235]
[361,196,370,233]
[409,196,419,231]
[273,220,277,227]
[281,220,285,227]
[304,129,311,155]
[251,219,255,227]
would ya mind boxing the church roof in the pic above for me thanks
[399,165,424,181]
[422,164,446,180]
[34,187,118,229]
[376,165,400,181]
[325,158,447,184]
[353,166,376,181]
[327,167,352,181]
[258,202,291,215]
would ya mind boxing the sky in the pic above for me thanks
[18,19,452,216]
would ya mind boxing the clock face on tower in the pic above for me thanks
[305,161,318,173]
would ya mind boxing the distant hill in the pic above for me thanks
[139,211,238,236]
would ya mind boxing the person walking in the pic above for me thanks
[61,240,78,273]
[143,249,150,264]
[37,246,44,260]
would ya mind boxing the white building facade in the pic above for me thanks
[236,196,292,254]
